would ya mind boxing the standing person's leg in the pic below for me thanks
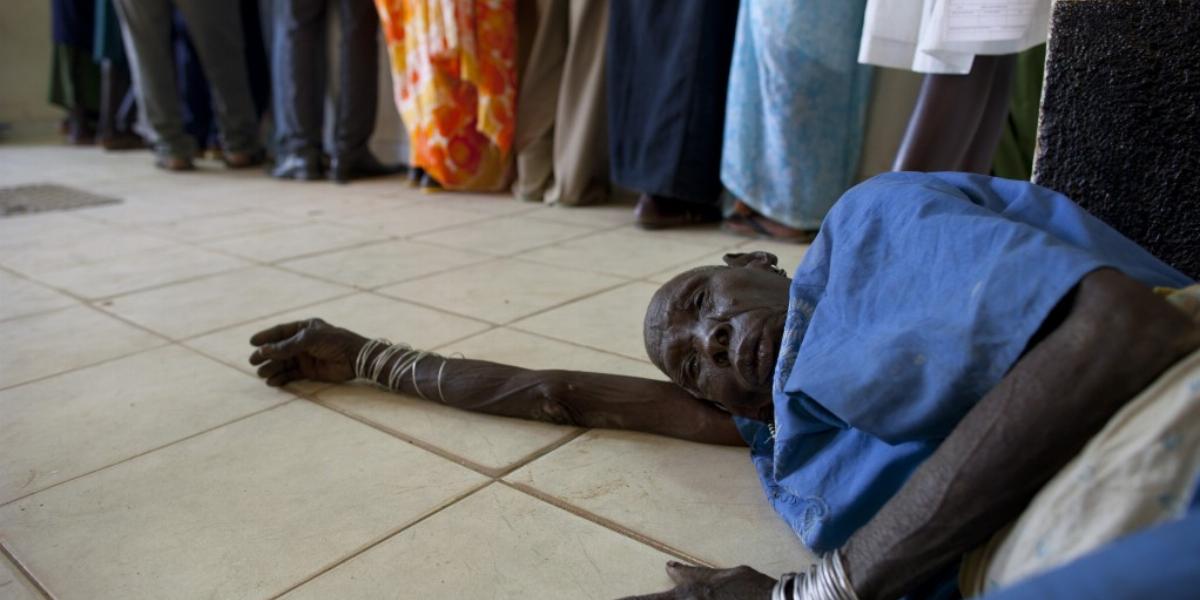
[329,0,397,183]
[172,12,214,154]
[174,0,264,166]
[892,54,1016,173]
[608,0,737,228]
[113,0,196,169]
[546,0,609,206]
[270,0,325,178]
[512,0,567,203]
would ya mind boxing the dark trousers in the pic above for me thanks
[271,0,378,160]
[606,0,740,205]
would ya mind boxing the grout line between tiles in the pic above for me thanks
[500,480,717,569]
[0,541,56,600]
[0,400,299,509]
[264,478,496,600]
[373,269,637,330]
[304,396,507,477]
[488,428,590,480]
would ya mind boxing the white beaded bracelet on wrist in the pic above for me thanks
[772,550,858,600]
[354,338,454,404]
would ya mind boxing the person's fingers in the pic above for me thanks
[614,592,676,600]
[254,335,312,364]
[665,561,713,586]
[266,368,298,387]
[256,360,289,380]
[249,321,308,347]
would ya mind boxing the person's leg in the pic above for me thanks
[328,0,397,182]
[892,54,1016,172]
[98,59,143,149]
[545,0,609,206]
[174,0,264,163]
[172,11,214,153]
[270,0,325,178]
[960,55,1016,174]
[240,0,271,118]
[512,0,567,202]
[113,0,196,167]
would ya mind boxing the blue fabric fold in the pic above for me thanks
[741,172,1193,552]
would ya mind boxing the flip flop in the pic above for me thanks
[721,204,816,244]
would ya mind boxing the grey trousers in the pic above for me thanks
[113,0,261,159]
[271,0,378,160]
[513,0,610,205]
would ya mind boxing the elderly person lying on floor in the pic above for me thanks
[249,172,1200,599]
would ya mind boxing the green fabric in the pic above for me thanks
[92,0,126,65]
[992,44,1047,181]
[49,43,102,113]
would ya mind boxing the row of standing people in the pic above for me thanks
[51,0,1048,241]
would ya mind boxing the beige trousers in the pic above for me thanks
[513,0,610,206]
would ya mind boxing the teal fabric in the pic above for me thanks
[93,0,127,64]
[720,0,873,230]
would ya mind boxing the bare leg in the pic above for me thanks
[892,54,1016,173]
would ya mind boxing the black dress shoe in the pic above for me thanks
[271,153,323,181]
[329,152,405,184]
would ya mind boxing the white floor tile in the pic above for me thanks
[278,239,489,289]
[102,266,350,339]
[507,430,816,575]
[328,204,492,237]
[412,216,594,256]
[0,402,487,600]
[512,282,660,360]
[148,209,307,242]
[0,346,292,504]
[0,555,42,600]
[521,229,724,278]
[0,306,164,389]
[282,484,675,600]
[378,259,627,324]
[203,223,385,263]
[0,271,76,321]
[33,244,248,299]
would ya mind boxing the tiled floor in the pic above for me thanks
[0,145,813,599]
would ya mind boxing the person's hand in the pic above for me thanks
[248,318,369,386]
[619,562,776,600]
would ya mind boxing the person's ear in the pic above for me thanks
[722,251,779,270]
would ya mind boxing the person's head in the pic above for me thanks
[643,251,792,421]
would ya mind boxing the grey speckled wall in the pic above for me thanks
[1034,0,1200,280]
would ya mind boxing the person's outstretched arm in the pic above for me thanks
[248,319,744,447]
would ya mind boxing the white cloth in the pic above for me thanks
[859,0,1050,74]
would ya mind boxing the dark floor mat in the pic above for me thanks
[0,184,121,217]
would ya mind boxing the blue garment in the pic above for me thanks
[720,0,873,230]
[980,502,1200,599]
[737,172,1193,552]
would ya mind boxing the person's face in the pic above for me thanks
[644,252,791,421]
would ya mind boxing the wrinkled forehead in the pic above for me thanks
[643,266,722,372]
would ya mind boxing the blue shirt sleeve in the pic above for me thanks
[788,173,1111,443]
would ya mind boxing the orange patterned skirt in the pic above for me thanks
[374,0,517,191]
